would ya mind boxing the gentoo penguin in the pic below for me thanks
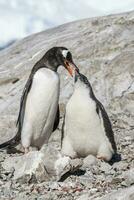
[61,70,117,162]
[0,47,77,153]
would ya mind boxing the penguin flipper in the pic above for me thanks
[0,75,33,149]
[96,99,117,153]
[53,105,60,132]
[61,114,65,147]
[16,74,33,132]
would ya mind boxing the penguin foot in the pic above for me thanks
[24,147,30,154]
[97,156,107,161]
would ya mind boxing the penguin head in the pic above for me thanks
[43,47,78,76]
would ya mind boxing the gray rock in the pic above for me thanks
[113,161,129,171]
[124,136,133,142]
[123,168,134,186]
[100,162,112,174]
[55,156,83,180]
[2,150,50,183]
[96,185,134,200]
[77,193,90,200]
[2,144,82,183]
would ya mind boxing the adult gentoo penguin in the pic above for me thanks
[0,47,77,153]
[61,69,117,162]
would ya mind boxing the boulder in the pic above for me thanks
[2,143,83,183]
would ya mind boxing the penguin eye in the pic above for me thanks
[66,52,72,61]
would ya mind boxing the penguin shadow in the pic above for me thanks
[6,146,23,154]
[59,169,86,182]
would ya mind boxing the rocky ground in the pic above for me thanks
[0,127,134,200]
[0,11,134,199]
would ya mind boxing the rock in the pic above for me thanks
[2,144,82,183]
[70,158,83,172]
[77,188,99,200]
[124,136,133,142]
[113,161,129,171]
[77,193,90,200]
[82,155,97,169]
[100,162,112,174]
[123,168,134,186]
[55,156,83,180]
[2,150,49,183]
[54,155,71,179]
[96,185,134,200]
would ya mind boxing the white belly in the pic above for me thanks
[22,68,60,148]
[62,85,113,160]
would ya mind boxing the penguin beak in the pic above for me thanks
[64,60,78,77]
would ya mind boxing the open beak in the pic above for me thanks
[64,60,78,77]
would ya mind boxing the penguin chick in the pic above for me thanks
[61,70,117,162]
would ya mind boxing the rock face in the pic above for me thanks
[0,11,134,200]
[2,143,83,182]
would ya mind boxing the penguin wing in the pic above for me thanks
[0,75,33,149]
[61,114,65,147]
[16,75,33,133]
[53,105,60,132]
[96,99,117,153]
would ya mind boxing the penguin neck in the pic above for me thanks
[74,79,94,100]
[44,60,58,72]
[33,59,58,73]
[74,79,89,93]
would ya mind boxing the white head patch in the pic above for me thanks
[62,50,69,58]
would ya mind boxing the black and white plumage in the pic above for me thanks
[0,47,77,152]
[61,71,117,162]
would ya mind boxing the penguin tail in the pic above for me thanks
[109,153,122,165]
[0,130,21,149]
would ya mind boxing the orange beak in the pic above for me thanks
[64,60,76,76]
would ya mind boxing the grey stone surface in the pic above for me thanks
[97,185,134,200]
[123,168,134,186]
[77,186,134,200]
[100,161,112,174]
[2,143,82,183]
